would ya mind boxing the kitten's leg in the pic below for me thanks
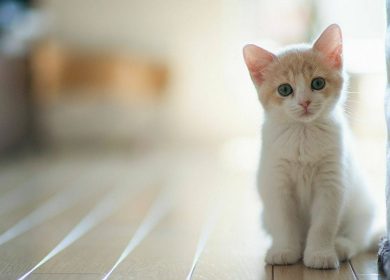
[260,168,302,265]
[336,198,375,261]
[303,165,344,269]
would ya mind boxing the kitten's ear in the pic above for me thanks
[313,24,343,69]
[243,44,276,85]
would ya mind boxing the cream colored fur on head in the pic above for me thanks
[243,24,376,269]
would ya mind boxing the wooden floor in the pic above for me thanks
[0,147,385,279]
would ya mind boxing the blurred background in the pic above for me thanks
[0,0,385,151]
[0,0,387,278]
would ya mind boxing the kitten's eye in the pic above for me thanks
[277,83,293,97]
[311,77,326,91]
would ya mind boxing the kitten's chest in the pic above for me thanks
[290,162,317,218]
[265,122,339,163]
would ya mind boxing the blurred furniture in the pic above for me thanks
[30,41,169,147]
[0,0,39,154]
[0,55,31,153]
[31,41,167,103]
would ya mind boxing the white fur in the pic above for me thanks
[257,72,375,269]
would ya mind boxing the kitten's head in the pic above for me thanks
[243,24,344,122]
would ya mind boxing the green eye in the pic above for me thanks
[277,83,293,97]
[311,77,326,90]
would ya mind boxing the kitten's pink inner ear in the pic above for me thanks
[243,44,276,84]
[313,24,343,69]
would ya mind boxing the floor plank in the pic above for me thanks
[350,253,386,280]
[105,154,234,280]
[273,262,356,280]
[30,186,160,276]
[0,155,161,278]
[187,171,270,280]
[24,167,163,276]
[0,193,103,277]
[30,274,101,280]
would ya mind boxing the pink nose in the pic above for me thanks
[299,100,311,109]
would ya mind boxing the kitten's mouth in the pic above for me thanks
[298,110,317,121]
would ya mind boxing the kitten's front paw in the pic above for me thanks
[265,247,301,265]
[303,248,339,269]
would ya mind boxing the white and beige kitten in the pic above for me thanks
[243,24,376,269]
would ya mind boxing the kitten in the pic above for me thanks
[243,24,376,269]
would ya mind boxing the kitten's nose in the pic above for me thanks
[299,100,311,109]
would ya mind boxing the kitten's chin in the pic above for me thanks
[299,113,317,122]
[289,111,320,123]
